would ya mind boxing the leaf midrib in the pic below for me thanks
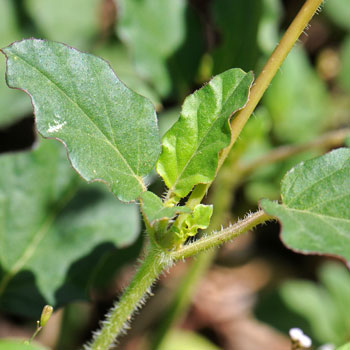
[0,180,79,296]
[168,73,249,195]
[10,50,144,188]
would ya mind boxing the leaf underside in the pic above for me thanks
[261,148,350,263]
[2,39,161,202]
[156,68,254,199]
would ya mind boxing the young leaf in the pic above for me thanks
[261,148,350,263]
[1,39,161,202]
[157,69,254,199]
[0,140,140,317]
[140,191,191,225]
[184,204,213,237]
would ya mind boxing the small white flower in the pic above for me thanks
[289,328,304,341]
[289,327,312,348]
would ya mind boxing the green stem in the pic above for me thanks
[86,245,171,350]
[181,0,325,212]
[153,127,350,348]
[171,210,272,261]
[238,128,350,177]
[85,1,324,348]
[152,251,214,349]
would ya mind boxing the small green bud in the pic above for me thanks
[40,305,53,327]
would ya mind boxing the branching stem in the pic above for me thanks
[85,1,324,348]
[171,210,272,260]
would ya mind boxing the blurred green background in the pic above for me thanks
[0,0,349,349]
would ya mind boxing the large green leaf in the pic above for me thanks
[0,140,140,316]
[0,0,32,126]
[116,0,186,97]
[94,44,161,108]
[157,69,254,198]
[261,148,350,263]
[25,0,101,49]
[0,339,48,350]
[337,344,350,350]
[2,39,161,202]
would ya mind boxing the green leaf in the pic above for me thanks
[0,140,140,317]
[0,0,32,126]
[184,204,213,236]
[140,191,191,225]
[263,46,329,143]
[2,39,161,202]
[25,0,101,49]
[211,0,262,73]
[280,262,350,345]
[116,0,186,97]
[94,44,161,109]
[258,0,282,55]
[280,280,339,344]
[337,343,350,350]
[261,148,350,263]
[157,69,254,199]
[0,339,48,350]
[324,0,350,31]
[158,108,181,138]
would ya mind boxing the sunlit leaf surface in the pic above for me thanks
[2,39,161,202]
[157,68,253,198]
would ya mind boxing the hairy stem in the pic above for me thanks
[86,246,171,350]
[171,210,272,261]
[153,128,350,347]
[85,1,324,348]
[152,251,214,349]
[182,0,325,211]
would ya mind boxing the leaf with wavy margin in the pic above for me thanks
[261,148,350,263]
[1,39,161,202]
[157,68,253,199]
